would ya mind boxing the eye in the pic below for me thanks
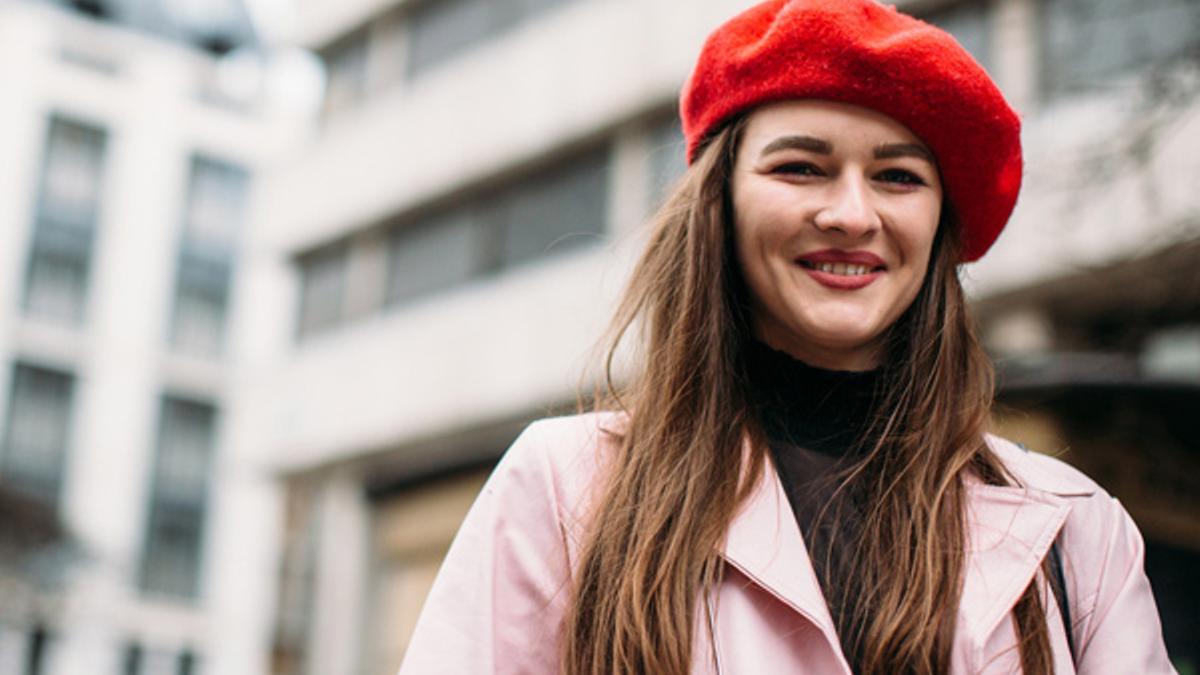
[876,168,927,186]
[771,161,824,177]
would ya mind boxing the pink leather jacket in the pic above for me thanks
[397,413,1176,674]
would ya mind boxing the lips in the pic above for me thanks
[796,249,886,290]
[796,249,887,270]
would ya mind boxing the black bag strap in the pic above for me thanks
[1048,539,1077,665]
[1013,442,1077,664]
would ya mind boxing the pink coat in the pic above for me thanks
[397,413,1176,674]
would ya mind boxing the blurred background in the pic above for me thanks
[0,0,1197,673]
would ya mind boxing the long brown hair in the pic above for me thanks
[565,118,1054,674]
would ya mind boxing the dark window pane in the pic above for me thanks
[322,28,369,117]
[409,0,494,76]
[311,144,613,322]
[171,252,233,356]
[154,399,217,504]
[408,0,580,78]
[139,398,217,601]
[123,643,143,675]
[23,116,107,325]
[183,158,247,253]
[37,118,106,227]
[27,625,49,675]
[1040,0,1200,96]
[169,157,245,356]
[141,504,204,599]
[0,364,75,506]
[388,209,479,305]
[178,649,197,675]
[497,149,608,267]
[296,244,348,338]
[23,244,91,324]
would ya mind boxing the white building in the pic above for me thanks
[0,2,308,674]
[257,0,1200,673]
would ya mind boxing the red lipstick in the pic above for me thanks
[796,249,886,290]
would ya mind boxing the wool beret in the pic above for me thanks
[680,0,1022,262]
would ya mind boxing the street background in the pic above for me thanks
[0,0,1197,673]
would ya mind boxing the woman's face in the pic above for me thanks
[731,100,943,371]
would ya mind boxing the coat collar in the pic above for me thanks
[719,445,1077,649]
[718,457,851,670]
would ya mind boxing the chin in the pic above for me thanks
[811,330,882,354]
[794,311,883,347]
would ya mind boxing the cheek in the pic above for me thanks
[733,188,794,255]
[900,200,941,264]
[898,215,941,300]
[732,217,768,303]
[732,206,787,294]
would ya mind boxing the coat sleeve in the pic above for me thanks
[1072,498,1177,674]
[397,421,576,675]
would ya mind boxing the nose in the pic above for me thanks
[812,173,882,237]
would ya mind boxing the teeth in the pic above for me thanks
[814,262,872,276]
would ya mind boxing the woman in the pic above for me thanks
[398,1,1175,673]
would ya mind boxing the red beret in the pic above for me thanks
[680,0,1022,262]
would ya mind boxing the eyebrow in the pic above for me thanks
[759,135,832,157]
[874,142,935,164]
[758,135,936,165]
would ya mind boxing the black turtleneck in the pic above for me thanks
[745,340,882,665]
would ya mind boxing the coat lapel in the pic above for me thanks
[719,461,844,642]
[719,455,1074,658]
[960,483,1071,639]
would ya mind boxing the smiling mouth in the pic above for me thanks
[798,261,885,277]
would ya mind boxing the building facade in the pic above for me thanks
[261,0,1200,673]
[0,2,301,674]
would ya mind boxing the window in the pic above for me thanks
[385,145,609,307]
[122,644,199,675]
[178,650,197,675]
[123,643,143,675]
[168,157,247,356]
[1039,0,1200,96]
[271,481,319,674]
[22,116,107,325]
[387,210,479,305]
[366,471,489,674]
[139,397,217,601]
[407,0,581,78]
[0,624,61,675]
[296,243,348,338]
[298,144,611,334]
[0,364,75,507]
[25,625,51,675]
[921,1,991,69]
[58,45,120,76]
[492,149,608,268]
[321,28,369,118]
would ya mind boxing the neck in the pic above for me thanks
[753,325,883,372]
[745,340,882,454]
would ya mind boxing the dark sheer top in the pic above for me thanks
[745,340,883,667]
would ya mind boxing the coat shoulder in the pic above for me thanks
[514,411,624,478]
[984,433,1101,498]
[501,412,624,534]
[980,435,1174,672]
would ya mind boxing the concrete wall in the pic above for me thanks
[0,4,301,673]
